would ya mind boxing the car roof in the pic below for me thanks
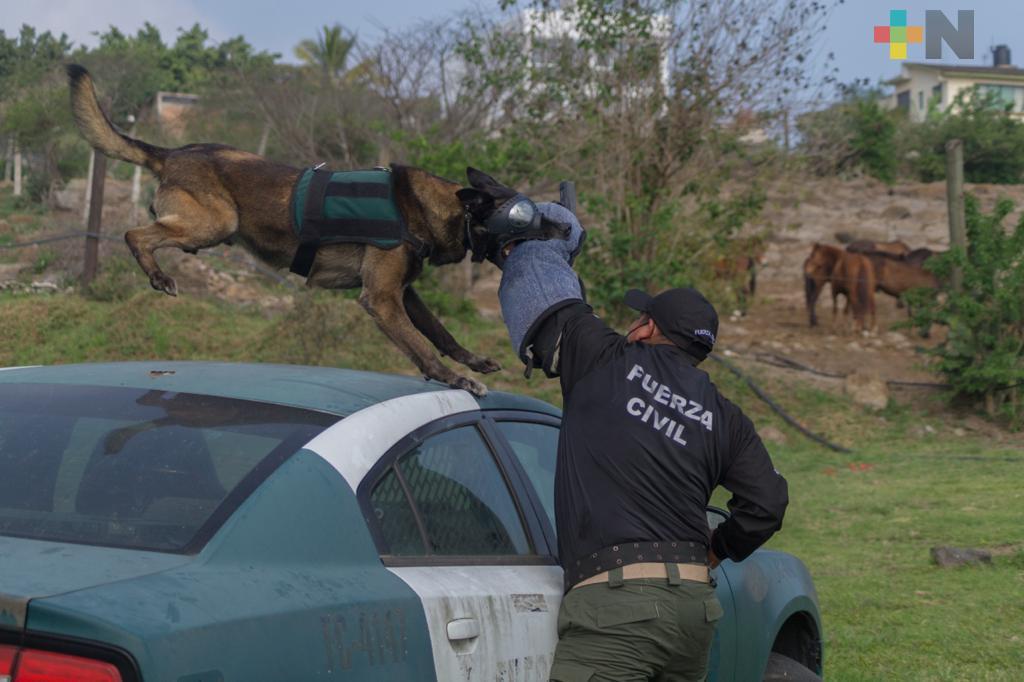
[0,361,561,418]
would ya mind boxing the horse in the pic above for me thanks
[803,243,876,333]
[845,239,911,258]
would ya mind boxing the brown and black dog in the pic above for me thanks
[803,243,876,332]
[67,65,565,396]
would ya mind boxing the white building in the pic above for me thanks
[885,47,1024,122]
[522,8,673,95]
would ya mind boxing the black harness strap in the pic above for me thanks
[290,168,335,277]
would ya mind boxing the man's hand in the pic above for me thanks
[708,548,721,569]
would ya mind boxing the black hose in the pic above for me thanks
[709,353,853,454]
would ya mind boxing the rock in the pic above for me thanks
[844,371,889,410]
[953,427,966,437]
[0,263,25,280]
[759,425,788,445]
[882,204,912,220]
[884,331,910,348]
[930,546,992,568]
[29,281,58,293]
[52,187,82,211]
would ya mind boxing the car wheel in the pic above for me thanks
[762,652,823,681]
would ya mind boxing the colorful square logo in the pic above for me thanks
[874,9,923,60]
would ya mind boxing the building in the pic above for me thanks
[884,45,1024,122]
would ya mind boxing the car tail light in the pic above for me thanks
[1,644,18,682]
[0,646,121,682]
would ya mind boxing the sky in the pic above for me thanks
[2,0,1023,93]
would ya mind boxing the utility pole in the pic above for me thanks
[945,139,966,292]
[82,150,107,285]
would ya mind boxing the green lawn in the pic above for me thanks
[2,288,1022,680]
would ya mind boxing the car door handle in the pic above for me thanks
[447,618,480,642]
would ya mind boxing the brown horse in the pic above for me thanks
[846,239,911,258]
[803,243,876,332]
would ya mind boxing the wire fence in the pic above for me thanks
[0,230,298,289]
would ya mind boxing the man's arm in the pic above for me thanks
[526,300,625,397]
[497,203,624,395]
[709,410,789,563]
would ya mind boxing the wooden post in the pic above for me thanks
[257,122,271,157]
[12,140,22,197]
[82,150,107,285]
[783,109,790,153]
[945,139,966,292]
[82,149,95,224]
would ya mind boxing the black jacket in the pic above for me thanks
[530,301,788,588]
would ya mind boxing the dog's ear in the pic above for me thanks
[456,187,493,212]
[466,167,503,190]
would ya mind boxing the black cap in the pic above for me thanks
[624,287,718,352]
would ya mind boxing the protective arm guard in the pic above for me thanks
[498,202,586,366]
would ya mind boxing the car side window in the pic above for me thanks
[494,421,559,530]
[370,425,532,557]
[369,469,426,555]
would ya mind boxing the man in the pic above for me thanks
[496,202,789,682]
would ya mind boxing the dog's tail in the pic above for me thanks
[66,64,169,175]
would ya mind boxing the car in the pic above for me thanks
[0,361,822,681]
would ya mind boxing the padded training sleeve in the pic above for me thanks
[498,203,587,359]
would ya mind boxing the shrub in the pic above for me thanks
[908,195,1024,426]
[912,87,1024,184]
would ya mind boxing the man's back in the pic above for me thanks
[553,310,787,588]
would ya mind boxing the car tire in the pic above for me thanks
[762,652,823,681]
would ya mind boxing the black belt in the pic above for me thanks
[564,540,708,592]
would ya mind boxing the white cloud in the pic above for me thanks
[0,0,227,49]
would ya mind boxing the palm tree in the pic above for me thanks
[294,24,356,83]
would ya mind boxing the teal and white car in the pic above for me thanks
[0,362,822,681]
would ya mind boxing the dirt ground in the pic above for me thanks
[472,175,1024,388]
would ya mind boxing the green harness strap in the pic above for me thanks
[289,167,429,277]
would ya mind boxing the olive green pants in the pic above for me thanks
[549,573,723,682]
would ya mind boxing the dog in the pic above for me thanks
[67,65,568,396]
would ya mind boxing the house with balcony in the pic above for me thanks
[885,45,1024,121]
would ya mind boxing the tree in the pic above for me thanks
[0,26,74,199]
[294,24,357,83]
[456,0,828,317]
[908,196,1024,426]
[911,87,1024,184]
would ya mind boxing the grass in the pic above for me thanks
[1,285,1023,680]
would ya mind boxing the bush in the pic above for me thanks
[908,195,1024,426]
[912,87,1024,183]
[797,86,901,184]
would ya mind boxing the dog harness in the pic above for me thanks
[289,166,429,277]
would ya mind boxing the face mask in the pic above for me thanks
[626,317,649,339]
[485,194,544,243]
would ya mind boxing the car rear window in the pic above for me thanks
[0,383,338,553]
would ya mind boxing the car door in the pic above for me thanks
[485,413,738,682]
[358,412,563,681]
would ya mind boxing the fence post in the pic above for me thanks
[945,138,966,292]
[12,140,22,197]
[82,150,107,285]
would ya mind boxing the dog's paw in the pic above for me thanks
[451,375,488,397]
[466,355,501,375]
[150,271,178,296]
